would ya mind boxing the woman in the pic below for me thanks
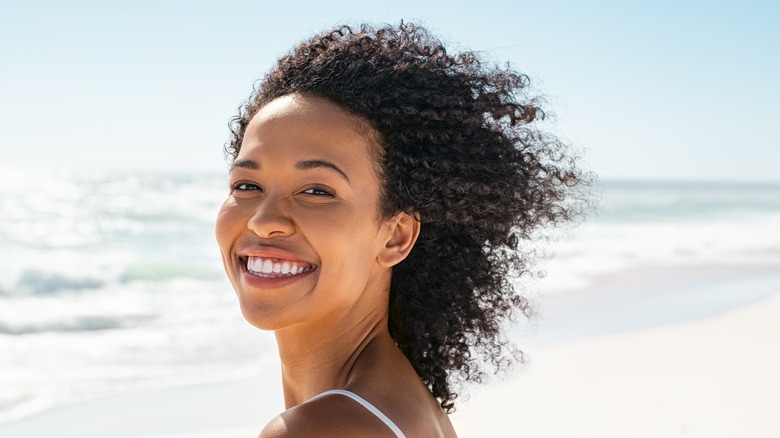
[216,22,584,437]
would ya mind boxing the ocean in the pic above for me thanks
[1,168,779,425]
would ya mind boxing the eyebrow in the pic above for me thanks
[230,158,350,183]
[296,159,350,183]
[231,159,259,170]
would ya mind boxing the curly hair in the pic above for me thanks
[226,22,587,412]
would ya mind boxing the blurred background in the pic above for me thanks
[1,1,778,437]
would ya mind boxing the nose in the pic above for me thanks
[246,195,295,238]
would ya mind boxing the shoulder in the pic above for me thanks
[259,392,397,438]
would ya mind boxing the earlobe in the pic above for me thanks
[377,212,421,268]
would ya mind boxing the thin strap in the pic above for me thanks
[308,389,406,438]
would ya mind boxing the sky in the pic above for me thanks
[0,0,778,181]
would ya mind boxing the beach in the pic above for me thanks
[3,0,779,435]
[452,264,780,437]
[2,174,779,437]
[2,262,778,437]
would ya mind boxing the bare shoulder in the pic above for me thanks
[258,394,397,438]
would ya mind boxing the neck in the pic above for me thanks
[274,296,390,408]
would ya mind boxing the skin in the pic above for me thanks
[215,94,458,437]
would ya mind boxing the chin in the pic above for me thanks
[236,293,308,332]
[237,299,281,331]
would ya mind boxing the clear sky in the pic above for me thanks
[1,0,777,181]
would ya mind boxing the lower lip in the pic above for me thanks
[240,262,316,289]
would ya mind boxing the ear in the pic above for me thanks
[377,211,420,268]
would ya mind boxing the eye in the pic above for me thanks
[232,182,261,192]
[301,187,334,197]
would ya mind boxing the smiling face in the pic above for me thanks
[216,94,404,331]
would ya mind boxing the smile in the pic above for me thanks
[245,256,316,278]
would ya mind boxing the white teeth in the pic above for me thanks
[255,260,264,272]
[246,257,314,277]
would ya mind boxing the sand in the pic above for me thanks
[450,292,780,437]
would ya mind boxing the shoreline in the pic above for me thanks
[2,262,778,437]
[521,261,780,346]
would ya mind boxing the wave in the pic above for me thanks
[11,270,106,295]
[0,314,153,335]
[596,180,780,222]
[1,261,222,296]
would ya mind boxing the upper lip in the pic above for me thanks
[237,245,317,266]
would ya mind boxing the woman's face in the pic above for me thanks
[215,94,395,330]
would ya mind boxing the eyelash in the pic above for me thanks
[233,182,260,191]
[301,187,335,197]
[231,182,334,198]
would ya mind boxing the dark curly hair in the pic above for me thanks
[226,22,587,412]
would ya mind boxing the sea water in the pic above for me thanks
[1,169,779,424]
[539,180,780,291]
[0,168,272,424]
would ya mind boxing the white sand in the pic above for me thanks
[450,293,780,437]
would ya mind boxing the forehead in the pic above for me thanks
[253,94,334,124]
[239,94,378,164]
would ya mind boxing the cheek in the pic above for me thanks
[305,210,383,270]
[215,199,242,255]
